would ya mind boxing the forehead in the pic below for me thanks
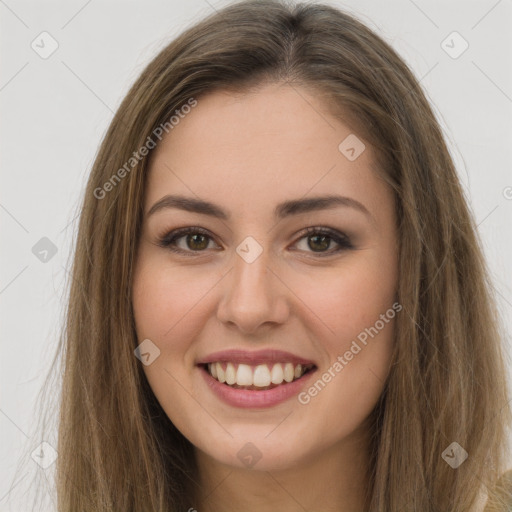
[145,83,386,218]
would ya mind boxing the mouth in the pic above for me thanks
[199,361,317,391]
[196,348,318,408]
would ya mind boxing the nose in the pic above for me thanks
[216,245,290,335]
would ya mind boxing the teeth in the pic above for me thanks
[253,365,271,387]
[236,364,253,386]
[270,363,284,384]
[225,363,236,385]
[216,363,226,383]
[206,362,312,388]
[283,363,294,382]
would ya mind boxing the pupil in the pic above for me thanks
[188,234,208,250]
[308,234,330,252]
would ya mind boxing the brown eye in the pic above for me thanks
[294,227,353,256]
[158,226,353,257]
[185,233,209,250]
[307,234,332,252]
[157,227,219,255]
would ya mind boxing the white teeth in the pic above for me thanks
[236,364,253,386]
[283,363,294,382]
[216,363,226,383]
[225,363,236,385]
[253,365,271,387]
[270,363,284,384]
[207,362,312,387]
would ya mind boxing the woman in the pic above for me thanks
[25,0,512,510]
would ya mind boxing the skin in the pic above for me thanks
[132,82,398,512]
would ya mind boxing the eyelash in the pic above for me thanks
[156,226,354,257]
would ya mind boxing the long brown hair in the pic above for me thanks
[12,0,511,510]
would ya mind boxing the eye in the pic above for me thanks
[157,226,219,254]
[156,226,353,256]
[292,226,354,256]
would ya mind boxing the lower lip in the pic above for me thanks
[199,365,317,409]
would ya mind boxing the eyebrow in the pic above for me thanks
[147,194,373,221]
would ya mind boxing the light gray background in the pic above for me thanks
[1,0,512,510]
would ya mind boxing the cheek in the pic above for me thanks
[294,249,397,414]
[296,252,397,421]
[131,259,209,412]
[131,262,199,401]
[302,251,397,347]
[132,257,220,344]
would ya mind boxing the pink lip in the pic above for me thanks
[196,349,315,366]
[199,365,318,409]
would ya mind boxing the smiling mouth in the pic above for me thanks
[200,362,317,391]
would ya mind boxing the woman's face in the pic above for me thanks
[132,82,398,472]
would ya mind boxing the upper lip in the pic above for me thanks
[196,349,316,367]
